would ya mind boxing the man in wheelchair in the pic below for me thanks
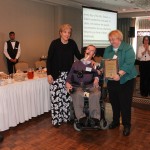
[66,45,101,129]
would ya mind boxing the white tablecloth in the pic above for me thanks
[0,77,50,131]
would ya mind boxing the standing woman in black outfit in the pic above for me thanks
[137,36,150,97]
[47,24,82,126]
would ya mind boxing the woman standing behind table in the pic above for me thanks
[102,30,137,136]
[137,36,150,97]
[47,24,82,126]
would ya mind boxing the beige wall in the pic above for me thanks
[63,6,82,50]
[0,0,82,73]
[53,5,82,48]
[0,0,54,73]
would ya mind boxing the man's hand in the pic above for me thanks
[14,58,17,62]
[66,82,73,93]
[10,59,15,62]
[47,75,53,84]
[10,58,17,63]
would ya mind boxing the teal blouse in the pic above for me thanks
[102,41,138,84]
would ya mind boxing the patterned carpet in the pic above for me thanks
[132,97,150,110]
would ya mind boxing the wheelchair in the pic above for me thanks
[69,76,108,131]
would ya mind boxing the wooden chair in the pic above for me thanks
[93,56,102,63]
[35,60,46,69]
[15,61,29,72]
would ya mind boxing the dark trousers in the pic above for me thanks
[107,79,135,127]
[6,59,17,74]
[139,61,150,96]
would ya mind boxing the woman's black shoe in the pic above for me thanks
[0,135,4,142]
[53,123,60,128]
[109,122,120,129]
[123,126,130,136]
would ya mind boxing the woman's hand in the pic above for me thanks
[113,70,125,81]
[66,82,73,93]
[142,50,147,55]
[113,74,120,81]
[143,45,149,55]
[47,75,54,84]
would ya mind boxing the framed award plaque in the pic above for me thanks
[104,59,118,79]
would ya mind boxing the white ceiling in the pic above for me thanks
[32,0,150,13]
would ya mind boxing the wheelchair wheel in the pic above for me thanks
[100,119,108,130]
[74,122,81,131]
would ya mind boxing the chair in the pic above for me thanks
[35,60,46,69]
[93,56,102,63]
[15,61,29,72]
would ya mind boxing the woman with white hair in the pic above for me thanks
[102,30,137,136]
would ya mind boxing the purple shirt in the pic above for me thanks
[66,60,98,85]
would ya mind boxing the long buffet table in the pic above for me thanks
[0,77,51,131]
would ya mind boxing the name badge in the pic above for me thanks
[85,67,92,72]
[113,55,117,59]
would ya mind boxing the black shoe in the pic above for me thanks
[91,118,100,126]
[79,117,87,125]
[109,122,120,129]
[53,123,60,128]
[123,126,130,136]
[0,135,4,142]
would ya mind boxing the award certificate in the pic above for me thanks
[104,59,118,79]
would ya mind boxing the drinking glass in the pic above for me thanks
[27,68,34,79]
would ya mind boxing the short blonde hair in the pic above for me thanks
[108,30,123,41]
[59,24,72,34]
